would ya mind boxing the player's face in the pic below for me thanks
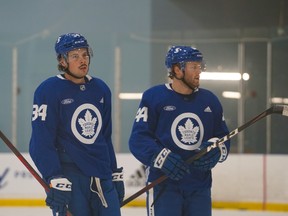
[66,48,90,78]
[183,61,202,88]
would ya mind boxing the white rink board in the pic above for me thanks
[212,154,288,204]
[0,153,45,198]
[0,153,287,205]
[266,155,288,203]
[0,153,146,200]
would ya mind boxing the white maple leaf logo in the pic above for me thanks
[78,110,97,137]
[178,118,199,144]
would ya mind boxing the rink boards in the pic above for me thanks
[0,153,287,211]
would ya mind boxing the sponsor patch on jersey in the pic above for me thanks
[61,98,74,105]
[163,105,176,111]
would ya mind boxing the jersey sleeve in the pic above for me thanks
[29,84,62,181]
[101,85,118,171]
[129,91,163,166]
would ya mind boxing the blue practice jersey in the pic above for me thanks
[29,74,117,181]
[129,83,230,189]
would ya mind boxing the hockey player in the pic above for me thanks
[129,46,230,216]
[29,33,124,216]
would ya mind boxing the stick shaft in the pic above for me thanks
[0,130,49,191]
[0,130,73,216]
[121,105,287,207]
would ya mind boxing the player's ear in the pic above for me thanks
[59,57,68,68]
[173,64,182,75]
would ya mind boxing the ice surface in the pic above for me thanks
[0,207,287,216]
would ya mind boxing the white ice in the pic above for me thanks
[0,207,287,216]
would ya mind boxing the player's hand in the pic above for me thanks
[152,148,190,181]
[192,137,227,171]
[46,176,72,216]
[112,167,125,204]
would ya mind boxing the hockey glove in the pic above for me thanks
[152,148,190,181]
[192,137,228,172]
[46,176,72,216]
[112,167,125,204]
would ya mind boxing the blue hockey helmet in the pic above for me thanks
[165,46,203,73]
[55,33,93,57]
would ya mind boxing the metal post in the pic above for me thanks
[10,29,50,148]
[12,47,18,146]
[114,46,121,152]
[266,42,272,153]
[237,42,245,153]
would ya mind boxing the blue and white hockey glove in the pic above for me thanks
[192,137,228,172]
[152,148,190,181]
[112,167,125,204]
[46,176,72,216]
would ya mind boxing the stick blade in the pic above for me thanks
[272,105,288,116]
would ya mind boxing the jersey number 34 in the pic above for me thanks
[32,104,47,121]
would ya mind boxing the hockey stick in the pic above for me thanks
[0,130,73,216]
[121,105,288,207]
